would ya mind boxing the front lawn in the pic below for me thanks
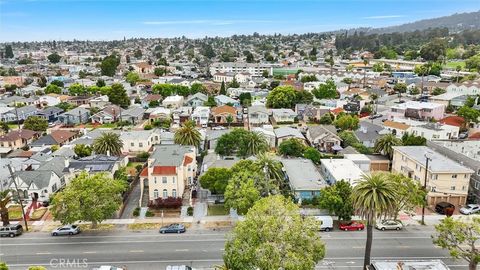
[444,61,466,70]
[31,207,47,220]
[207,204,229,216]
[8,205,23,220]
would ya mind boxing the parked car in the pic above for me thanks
[92,266,124,270]
[0,224,23,238]
[368,114,383,120]
[51,224,80,236]
[159,223,186,234]
[375,220,403,231]
[314,216,334,232]
[166,266,194,270]
[459,132,469,139]
[339,221,364,231]
[435,202,455,215]
[460,204,480,215]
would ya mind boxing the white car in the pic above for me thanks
[460,204,480,215]
[375,220,403,231]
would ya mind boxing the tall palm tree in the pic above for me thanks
[352,173,397,269]
[174,120,202,148]
[243,131,268,157]
[93,132,124,156]
[374,134,402,159]
[455,65,462,83]
[370,93,378,115]
[363,58,369,88]
[0,190,11,226]
[255,152,285,192]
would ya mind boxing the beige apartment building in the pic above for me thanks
[140,144,196,200]
[392,146,474,207]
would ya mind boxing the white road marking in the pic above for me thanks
[129,250,144,253]
[83,251,97,254]
[35,252,51,255]
[175,249,189,252]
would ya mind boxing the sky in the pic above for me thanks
[0,0,479,42]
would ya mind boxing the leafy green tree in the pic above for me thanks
[55,102,76,112]
[47,52,61,63]
[224,171,261,215]
[228,78,240,89]
[432,217,480,270]
[174,120,202,148]
[238,92,252,107]
[457,106,480,126]
[432,87,446,96]
[393,83,407,95]
[93,132,124,156]
[126,72,140,86]
[0,261,8,270]
[420,38,446,61]
[300,74,318,83]
[133,49,142,58]
[68,83,87,96]
[154,67,166,76]
[239,131,268,158]
[28,267,46,270]
[50,80,64,87]
[317,180,354,221]
[0,122,9,134]
[50,172,126,228]
[204,96,217,107]
[23,116,48,132]
[372,63,384,72]
[295,90,314,104]
[465,54,480,71]
[0,190,11,226]
[401,133,426,146]
[303,147,321,164]
[113,166,129,183]
[223,195,325,270]
[266,86,298,108]
[96,79,106,87]
[374,134,402,159]
[5,45,14,58]
[312,79,338,99]
[45,84,62,94]
[278,138,305,157]
[465,96,476,108]
[107,83,130,108]
[334,114,359,131]
[389,173,426,219]
[352,173,397,269]
[101,54,120,77]
[318,113,334,124]
[219,81,226,95]
[200,168,231,194]
[190,83,207,94]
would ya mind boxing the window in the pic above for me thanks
[414,176,420,181]
[131,142,134,147]
[431,186,437,192]
[139,142,143,148]
[172,189,177,197]
[465,174,469,178]
[172,177,175,184]
[415,164,419,171]
[162,189,168,198]
[60,178,65,186]
[162,177,167,184]
[402,155,407,162]
[431,174,438,180]
[188,166,191,172]
[52,183,57,193]
[154,177,157,184]
[153,189,159,198]
[452,174,457,179]
[451,186,456,191]
[462,186,466,191]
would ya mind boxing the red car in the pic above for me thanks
[339,221,365,231]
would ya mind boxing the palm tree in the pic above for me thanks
[225,115,234,128]
[363,58,369,88]
[93,132,124,156]
[374,134,402,159]
[352,173,397,269]
[243,131,268,157]
[370,93,378,115]
[174,120,202,148]
[0,190,11,226]
[255,152,285,192]
[455,65,462,83]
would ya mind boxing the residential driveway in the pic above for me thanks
[120,181,141,219]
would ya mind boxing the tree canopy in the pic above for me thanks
[312,79,338,99]
[47,52,61,63]
[266,86,298,108]
[317,180,354,221]
[199,168,231,194]
[278,138,305,157]
[100,54,120,77]
[23,116,48,132]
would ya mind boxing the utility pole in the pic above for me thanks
[7,164,29,231]
[421,155,431,225]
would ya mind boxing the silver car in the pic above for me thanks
[51,224,80,236]
[375,220,403,231]
[460,204,480,215]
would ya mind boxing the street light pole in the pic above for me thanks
[421,155,431,225]
[7,164,29,231]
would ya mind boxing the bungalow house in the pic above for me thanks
[248,105,270,127]
[121,106,145,124]
[65,155,126,182]
[172,106,192,125]
[142,94,163,108]
[67,96,92,106]
[211,105,237,124]
[191,106,210,127]
[383,120,410,137]
[280,158,327,201]
[0,129,38,151]
[214,95,240,107]
[274,127,306,146]
[185,93,208,109]
[10,166,62,203]
[306,125,342,153]
[295,104,330,122]
[91,105,123,124]
[36,107,64,123]
[30,130,77,147]
[271,109,296,124]
[58,107,90,125]
[252,126,276,148]
[141,144,196,200]
[38,95,61,107]
[89,95,110,108]
[121,129,161,153]
[355,121,386,148]
[133,62,155,74]
[162,95,184,109]
[2,105,39,122]
[147,107,171,123]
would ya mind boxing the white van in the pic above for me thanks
[314,216,333,232]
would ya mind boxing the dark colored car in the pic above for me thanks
[339,221,365,231]
[435,202,455,215]
[159,223,186,234]
[0,224,23,238]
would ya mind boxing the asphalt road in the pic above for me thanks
[0,225,466,270]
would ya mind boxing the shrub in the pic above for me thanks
[145,210,154,217]
[148,197,182,209]
[133,207,140,217]
[136,151,149,161]
[144,124,153,130]
[187,206,194,216]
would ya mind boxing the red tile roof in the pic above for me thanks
[183,156,193,166]
[152,166,176,175]
[439,116,465,127]
[330,107,344,115]
[469,132,480,140]
[140,167,148,177]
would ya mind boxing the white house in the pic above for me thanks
[162,95,185,109]
[191,106,210,127]
[271,109,296,123]
[320,158,365,186]
[121,129,161,153]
